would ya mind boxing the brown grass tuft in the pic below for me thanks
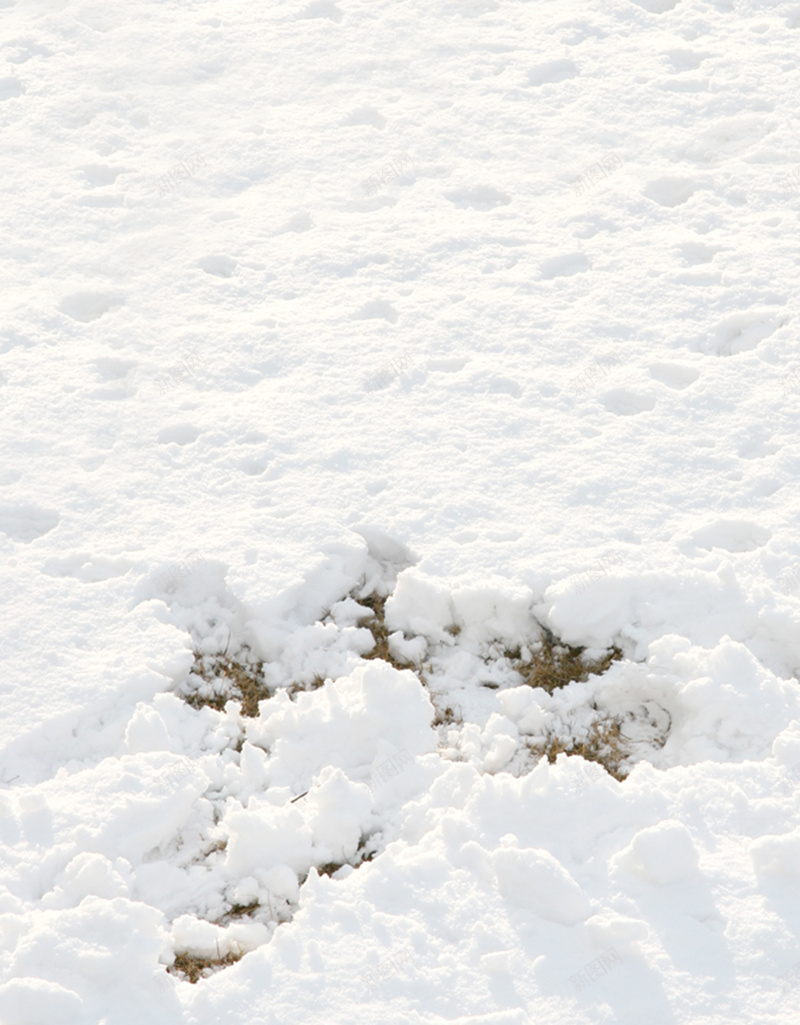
[509,628,623,694]
[286,675,326,700]
[354,591,392,661]
[167,948,243,984]
[216,901,260,922]
[529,716,629,781]
[184,652,270,717]
[303,837,377,883]
[432,701,462,727]
[316,861,345,877]
[352,590,416,671]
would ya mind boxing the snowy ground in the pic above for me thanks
[3,0,800,1022]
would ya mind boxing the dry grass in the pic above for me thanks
[432,701,463,727]
[184,652,270,717]
[167,948,243,984]
[529,716,629,781]
[356,835,377,865]
[506,628,631,779]
[216,900,260,922]
[352,590,416,671]
[191,838,227,864]
[349,591,461,729]
[508,628,623,694]
[286,675,326,700]
[215,891,292,926]
[305,837,377,882]
[354,591,392,662]
[316,860,346,877]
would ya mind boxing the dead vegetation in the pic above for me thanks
[286,674,326,700]
[313,836,378,881]
[432,700,463,728]
[216,900,260,922]
[316,860,347,877]
[167,948,243,984]
[510,630,629,780]
[527,716,629,781]
[507,627,623,694]
[191,838,227,865]
[177,592,636,795]
[182,896,292,977]
[351,589,423,673]
[355,591,400,665]
[183,651,270,717]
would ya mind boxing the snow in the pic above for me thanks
[3,0,800,1020]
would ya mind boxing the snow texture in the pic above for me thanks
[2,0,800,1023]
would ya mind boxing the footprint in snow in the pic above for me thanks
[527,60,577,86]
[5,40,51,63]
[648,363,699,389]
[78,194,124,209]
[679,241,717,265]
[449,0,499,15]
[445,185,510,211]
[0,77,23,100]
[60,292,124,323]
[492,846,590,925]
[199,255,237,278]
[0,504,59,543]
[43,554,133,583]
[237,457,268,477]
[90,357,136,399]
[700,116,777,159]
[643,177,695,208]
[81,164,123,187]
[341,106,386,130]
[428,357,468,372]
[738,435,779,460]
[630,0,679,11]
[157,424,202,446]
[299,0,343,21]
[354,300,399,323]
[0,329,30,354]
[540,252,589,280]
[74,6,119,31]
[601,388,656,416]
[666,49,707,72]
[277,211,313,233]
[486,376,522,398]
[685,520,771,553]
[710,312,787,357]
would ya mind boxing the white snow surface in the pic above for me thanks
[2,0,800,1022]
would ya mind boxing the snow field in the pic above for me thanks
[3,0,800,1021]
